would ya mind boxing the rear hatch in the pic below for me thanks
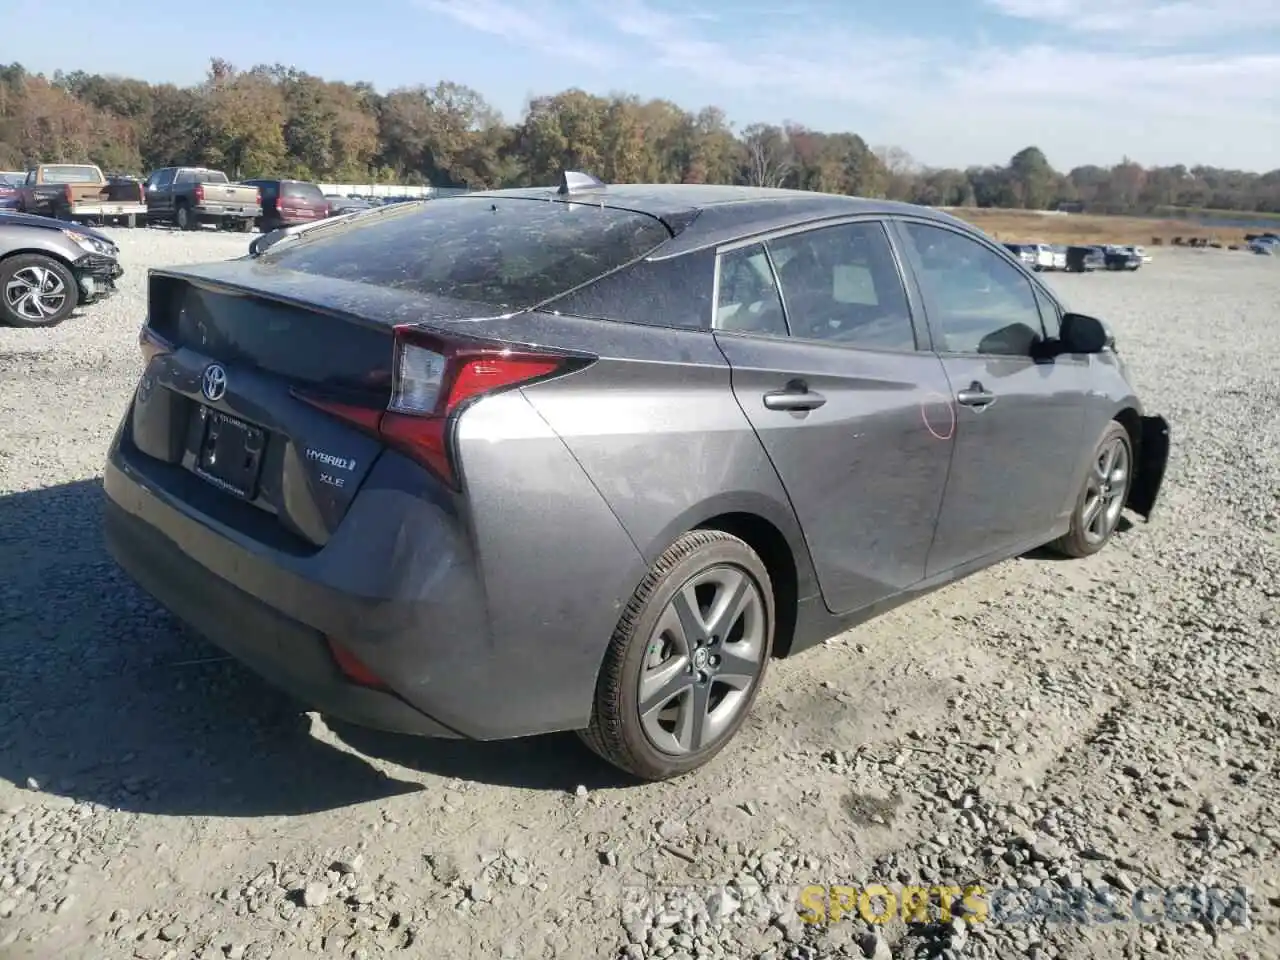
[196,174,259,209]
[126,196,670,552]
[277,181,329,223]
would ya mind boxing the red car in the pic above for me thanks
[242,179,330,231]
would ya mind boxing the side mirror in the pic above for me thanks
[1059,312,1109,354]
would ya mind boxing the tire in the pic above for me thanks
[1047,421,1133,558]
[578,530,774,781]
[175,203,195,231]
[0,254,79,328]
[126,214,137,228]
[238,218,253,233]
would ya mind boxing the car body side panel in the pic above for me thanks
[514,317,822,605]
[713,333,955,616]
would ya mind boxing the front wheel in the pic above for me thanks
[0,254,79,328]
[579,530,774,781]
[1048,421,1133,558]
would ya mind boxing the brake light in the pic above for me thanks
[139,325,173,365]
[194,184,204,204]
[294,326,581,489]
[255,189,262,207]
[63,185,73,204]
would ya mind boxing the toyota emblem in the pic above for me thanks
[201,363,228,403]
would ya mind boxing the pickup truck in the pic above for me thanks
[15,164,147,225]
[143,167,261,231]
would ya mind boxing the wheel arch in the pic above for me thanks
[634,491,818,663]
[0,247,77,272]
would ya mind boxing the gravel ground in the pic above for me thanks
[1,231,1278,960]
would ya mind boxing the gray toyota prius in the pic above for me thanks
[103,175,1169,781]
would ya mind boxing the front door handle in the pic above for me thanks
[763,381,827,411]
[956,381,996,409]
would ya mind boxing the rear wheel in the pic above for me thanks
[1048,421,1132,558]
[175,203,195,231]
[579,530,773,781]
[0,254,79,328]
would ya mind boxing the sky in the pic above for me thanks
[8,0,1279,172]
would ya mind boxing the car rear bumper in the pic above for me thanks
[101,388,646,741]
[103,493,460,737]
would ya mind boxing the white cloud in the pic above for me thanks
[414,0,617,67]
[984,0,1280,45]
[419,0,1280,169]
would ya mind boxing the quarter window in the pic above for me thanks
[900,222,1045,357]
[715,244,787,336]
[766,222,916,351]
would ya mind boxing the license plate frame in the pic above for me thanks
[193,407,266,500]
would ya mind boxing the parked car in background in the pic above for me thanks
[1250,237,1278,256]
[144,167,261,231]
[1003,243,1036,269]
[1129,245,1152,264]
[15,164,147,226]
[103,176,1169,781]
[1066,245,1105,272]
[1103,245,1142,271]
[1049,244,1068,271]
[0,211,123,327]
[0,172,23,210]
[242,179,330,230]
[325,194,373,216]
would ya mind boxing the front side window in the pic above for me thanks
[899,222,1045,357]
[262,197,670,310]
[765,221,916,351]
[715,244,787,336]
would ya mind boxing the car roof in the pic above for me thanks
[463,183,978,257]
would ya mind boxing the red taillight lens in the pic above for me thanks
[327,638,386,689]
[194,184,204,203]
[255,189,262,206]
[294,327,578,489]
[63,185,73,203]
[139,325,172,365]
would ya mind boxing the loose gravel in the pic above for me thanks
[1,231,1278,960]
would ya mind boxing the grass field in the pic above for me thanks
[946,207,1258,247]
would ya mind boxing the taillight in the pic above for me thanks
[63,185,73,203]
[274,196,283,211]
[194,184,204,204]
[139,325,173,366]
[294,326,583,489]
[255,189,262,207]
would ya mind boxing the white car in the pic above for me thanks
[1029,243,1057,271]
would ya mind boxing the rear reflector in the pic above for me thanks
[327,638,387,689]
[294,325,587,489]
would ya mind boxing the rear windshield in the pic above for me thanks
[262,197,671,309]
[41,165,101,184]
[196,170,230,183]
[283,181,324,200]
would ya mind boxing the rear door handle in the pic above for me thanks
[763,382,826,411]
[956,381,996,409]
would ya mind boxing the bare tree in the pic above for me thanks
[742,123,792,188]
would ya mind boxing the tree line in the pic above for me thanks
[2,59,1278,217]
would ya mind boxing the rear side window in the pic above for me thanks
[41,165,100,184]
[548,249,715,329]
[264,197,671,310]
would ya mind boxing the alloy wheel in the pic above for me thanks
[4,266,67,322]
[1082,435,1130,544]
[637,564,766,755]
